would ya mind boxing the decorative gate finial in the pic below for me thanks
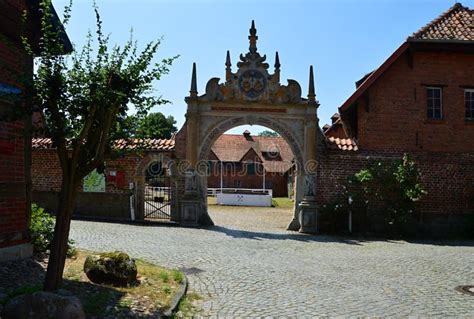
[225,50,232,82]
[249,20,258,53]
[308,65,316,105]
[274,51,281,82]
[190,62,198,98]
[238,20,268,70]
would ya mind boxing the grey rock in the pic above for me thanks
[84,251,137,286]
[3,291,85,319]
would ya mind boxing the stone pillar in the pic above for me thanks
[180,112,201,226]
[134,176,145,221]
[287,170,303,231]
[298,119,319,234]
[180,169,200,226]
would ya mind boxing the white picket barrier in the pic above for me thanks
[209,188,273,207]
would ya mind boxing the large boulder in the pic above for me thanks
[3,291,85,319]
[84,251,137,286]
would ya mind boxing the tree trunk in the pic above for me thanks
[43,176,78,291]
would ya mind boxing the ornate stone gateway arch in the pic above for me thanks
[178,21,320,233]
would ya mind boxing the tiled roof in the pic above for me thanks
[410,3,474,41]
[211,134,294,173]
[32,138,175,151]
[32,138,55,149]
[113,139,175,151]
[327,136,358,151]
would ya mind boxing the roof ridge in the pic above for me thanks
[409,3,472,40]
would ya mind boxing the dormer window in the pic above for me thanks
[427,87,443,119]
[465,89,474,120]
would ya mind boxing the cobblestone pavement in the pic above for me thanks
[70,211,474,318]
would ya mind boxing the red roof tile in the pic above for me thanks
[32,138,175,151]
[410,3,474,41]
[327,136,358,152]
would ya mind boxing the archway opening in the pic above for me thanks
[204,124,297,231]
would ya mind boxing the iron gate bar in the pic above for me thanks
[144,185,171,220]
[146,201,171,217]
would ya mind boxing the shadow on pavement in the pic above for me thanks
[70,219,474,247]
[205,225,474,247]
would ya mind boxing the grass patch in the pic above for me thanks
[60,250,186,317]
[272,197,294,208]
[173,292,202,318]
[171,269,184,283]
[159,270,170,283]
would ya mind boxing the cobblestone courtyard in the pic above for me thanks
[70,207,474,317]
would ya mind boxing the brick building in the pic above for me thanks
[320,3,474,235]
[207,130,294,197]
[0,0,71,261]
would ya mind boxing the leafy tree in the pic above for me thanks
[135,112,177,139]
[258,130,279,137]
[19,0,176,290]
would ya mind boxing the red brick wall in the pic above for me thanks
[355,50,474,152]
[0,0,31,249]
[0,124,27,247]
[317,148,474,234]
[31,149,145,194]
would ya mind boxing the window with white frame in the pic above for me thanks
[427,87,443,119]
[465,89,474,120]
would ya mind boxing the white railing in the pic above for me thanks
[207,187,272,197]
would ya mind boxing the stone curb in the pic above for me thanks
[163,274,188,318]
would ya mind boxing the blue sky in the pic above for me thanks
[52,0,469,135]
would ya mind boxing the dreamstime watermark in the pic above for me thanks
[144,141,318,179]
[146,158,319,178]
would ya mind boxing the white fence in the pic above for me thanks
[207,188,273,197]
[208,188,273,207]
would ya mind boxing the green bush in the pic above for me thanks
[30,204,76,256]
[30,204,55,254]
[350,154,426,228]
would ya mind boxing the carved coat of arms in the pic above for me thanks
[238,70,267,98]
